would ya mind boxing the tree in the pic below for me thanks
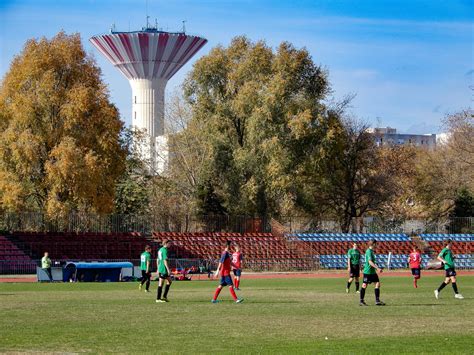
[183,36,332,218]
[377,146,420,219]
[449,188,474,233]
[0,32,126,217]
[408,109,473,219]
[443,109,474,170]
[451,188,474,218]
[130,92,215,231]
[114,128,151,215]
[310,119,401,232]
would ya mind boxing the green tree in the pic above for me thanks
[183,36,332,218]
[310,119,401,232]
[451,188,474,218]
[0,32,126,217]
[409,109,473,219]
[449,188,474,233]
[114,128,151,215]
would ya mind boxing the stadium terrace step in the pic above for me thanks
[419,234,473,242]
[287,233,412,242]
[319,253,473,269]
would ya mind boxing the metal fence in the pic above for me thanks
[0,257,321,275]
[278,216,474,234]
[0,213,268,234]
[0,212,473,234]
[0,260,38,274]
[0,258,212,275]
[245,257,320,272]
[3,255,471,276]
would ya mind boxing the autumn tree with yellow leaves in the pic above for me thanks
[0,32,126,217]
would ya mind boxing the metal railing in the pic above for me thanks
[277,216,474,234]
[0,257,322,275]
[245,257,320,272]
[0,260,38,274]
[0,212,473,234]
[0,258,212,275]
[1,253,472,275]
[0,213,270,234]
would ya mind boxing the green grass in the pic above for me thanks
[1,275,473,354]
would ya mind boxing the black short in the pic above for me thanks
[349,264,360,278]
[445,268,456,277]
[141,270,151,279]
[363,273,379,284]
[220,275,233,286]
[159,272,170,279]
[411,268,421,277]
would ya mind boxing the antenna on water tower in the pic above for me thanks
[146,0,149,28]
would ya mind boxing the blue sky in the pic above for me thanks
[1,0,473,133]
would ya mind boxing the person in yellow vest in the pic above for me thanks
[41,252,53,282]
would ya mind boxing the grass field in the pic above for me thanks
[1,275,473,354]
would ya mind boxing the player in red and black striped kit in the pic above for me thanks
[211,240,243,304]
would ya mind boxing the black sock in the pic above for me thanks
[452,282,458,294]
[146,279,150,291]
[347,281,352,289]
[355,282,360,291]
[375,288,380,301]
[157,286,162,300]
[164,284,171,298]
[360,288,366,301]
[437,282,447,292]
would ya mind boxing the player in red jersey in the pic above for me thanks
[232,244,243,290]
[211,240,243,304]
[408,246,422,288]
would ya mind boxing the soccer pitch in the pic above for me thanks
[1,275,473,354]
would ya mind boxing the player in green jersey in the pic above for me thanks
[346,243,361,293]
[435,239,464,299]
[360,239,385,306]
[139,245,152,292]
[156,240,173,303]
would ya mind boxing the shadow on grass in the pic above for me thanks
[389,303,441,307]
[185,299,300,304]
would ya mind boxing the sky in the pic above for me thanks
[0,0,473,133]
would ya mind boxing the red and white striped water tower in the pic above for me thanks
[90,23,207,172]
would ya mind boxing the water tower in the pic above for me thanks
[90,23,207,173]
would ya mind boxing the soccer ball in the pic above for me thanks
[426,259,443,270]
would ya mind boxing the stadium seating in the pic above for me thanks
[419,234,473,242]
[1,230,472,272]
[288,233,411,242]
[425,241,472,255]
[0,235,32,261]
[290,232,472,269]
[151,232,305,261]
[0,235,36,273]
[295,240,417,255]
[4,232,148,260]
[318,254,473,269]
